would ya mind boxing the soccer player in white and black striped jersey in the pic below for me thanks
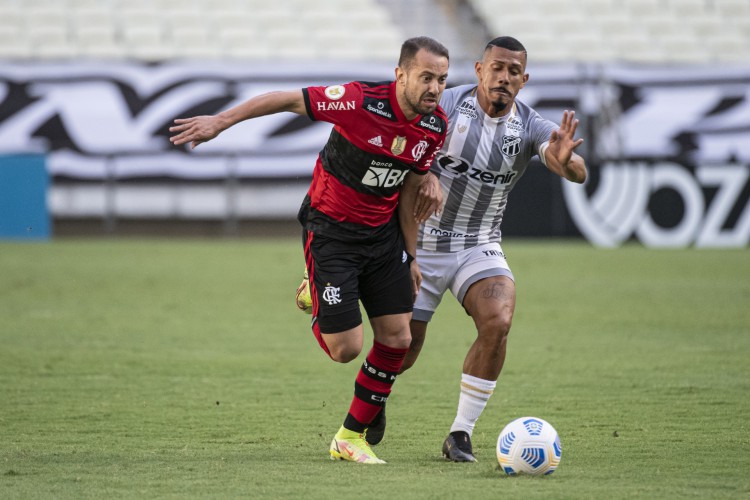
[401,36,587,462]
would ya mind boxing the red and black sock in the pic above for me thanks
[344,341,407,433]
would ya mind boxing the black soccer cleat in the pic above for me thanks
[442,431,477,462]
[365,407,386,446]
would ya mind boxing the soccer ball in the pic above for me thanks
[496,417,562,476]
[295,271,312,314]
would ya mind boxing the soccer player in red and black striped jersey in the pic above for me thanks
[170,36,450,464]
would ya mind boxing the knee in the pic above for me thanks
[479,311,513,342]
[327,344,361,363]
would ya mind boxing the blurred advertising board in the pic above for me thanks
[0,62,747,247]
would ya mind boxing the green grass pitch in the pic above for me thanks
[1,238,748,499]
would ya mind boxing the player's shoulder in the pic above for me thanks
[357,80,392,96]
[440,84,477,116]
[512,98,549,127]
[443,83,476,100]
[513,97,543,120]
[445,83,476,97]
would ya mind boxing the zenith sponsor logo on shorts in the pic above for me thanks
[429,228,477,238]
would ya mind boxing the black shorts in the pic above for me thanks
[302,230,413,334]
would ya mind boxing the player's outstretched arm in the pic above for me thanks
[169,90,307,149]
[544,110,587,184]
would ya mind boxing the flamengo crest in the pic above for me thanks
[411,140,429,161]
[323,284,341,305]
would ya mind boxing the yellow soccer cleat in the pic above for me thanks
[295,269,312,314]
[329,426,386,464]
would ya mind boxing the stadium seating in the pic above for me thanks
[0,0,748,63]
[0,0,402,61]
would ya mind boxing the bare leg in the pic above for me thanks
[462,276,516,380]
[443,275,516,457]
[321,325,364,363]
[401,319,428,373]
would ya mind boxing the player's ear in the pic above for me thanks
[521,73,529,88]
[474,60,482,79]
[395,66,405,85]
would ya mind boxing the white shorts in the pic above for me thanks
[413,242,514,323]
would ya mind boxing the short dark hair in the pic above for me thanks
[398,36,449,69]
[483,36,527,58]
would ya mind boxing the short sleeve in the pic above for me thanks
[439,86,460,115]
[415,138,445,174]
[303,82,363,125]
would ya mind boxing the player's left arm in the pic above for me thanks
[399,171,424,300]
[543,110,587,184]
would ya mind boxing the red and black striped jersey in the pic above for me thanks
[298,80,447,242]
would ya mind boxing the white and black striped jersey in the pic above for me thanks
[418,84,557,252]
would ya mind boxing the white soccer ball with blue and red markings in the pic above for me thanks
[497,417,562,476]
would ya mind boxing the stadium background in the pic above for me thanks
[2,2,749,498]
[0,0,749,247]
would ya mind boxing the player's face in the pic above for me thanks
[396,49,449,119]
[475,46,528,117]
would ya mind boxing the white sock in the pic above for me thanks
[449,373,496,437]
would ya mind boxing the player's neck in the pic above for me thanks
[396,94,418,121]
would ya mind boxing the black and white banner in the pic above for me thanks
[0,62,747,247]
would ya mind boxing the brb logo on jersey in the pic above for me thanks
[362,160,408,188]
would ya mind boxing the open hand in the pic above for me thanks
[547,110,584,167]
[169,115,223,149]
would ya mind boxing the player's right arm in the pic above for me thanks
[398,171,424,301]
[169,90,306,149]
